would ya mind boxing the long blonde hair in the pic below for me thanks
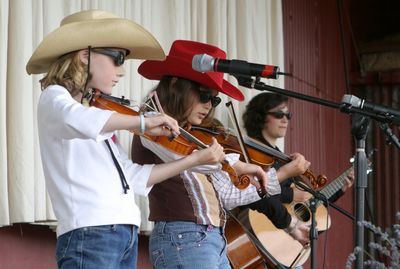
[40,51,89,97]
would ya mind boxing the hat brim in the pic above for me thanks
[27,18,165,74]
[138,55,244,101]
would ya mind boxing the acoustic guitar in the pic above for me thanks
[225,212,268,269]
[226,208,295,269]
[248,166,354,268]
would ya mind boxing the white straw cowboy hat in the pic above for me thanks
[26,9,165,74]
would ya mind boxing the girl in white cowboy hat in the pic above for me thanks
[132,40,310,268]
[27,10,226,269]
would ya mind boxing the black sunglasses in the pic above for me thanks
[198,90,221,108]
[267,111,292,120]
[92,48,126,66]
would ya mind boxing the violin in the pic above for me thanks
[88,89,251,189]
[189,125,327,189]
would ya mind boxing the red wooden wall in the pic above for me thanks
[282,0,355,268]
[0,224,57,269]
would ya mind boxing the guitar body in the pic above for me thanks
[228,164,356,268]
[248,201,331,267]
[225,215,269,269]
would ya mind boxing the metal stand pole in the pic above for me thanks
[351,114,370,269]
[309,198,318,269]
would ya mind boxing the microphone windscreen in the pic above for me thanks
[192,54,215,72]
[342,94,362,107]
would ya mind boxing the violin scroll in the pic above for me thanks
[221,162,251,190]
[313,174,328,189]
[303,170,328,189]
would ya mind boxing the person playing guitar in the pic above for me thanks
[236,92,354,268]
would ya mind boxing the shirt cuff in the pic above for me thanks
[225,153,240,166]
[266,168,281,196]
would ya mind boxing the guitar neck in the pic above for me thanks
[318,167,352,199]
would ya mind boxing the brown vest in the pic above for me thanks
[131,136,225,226]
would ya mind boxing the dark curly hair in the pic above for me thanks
[242,92,289,139]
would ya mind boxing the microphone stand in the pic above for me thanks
[291,179,329,269]
[292,178,356,269]
[309,197,319,269]
[350,113,370,269]
[328,201,355,222]
[232,75,399,269]
[379,122,400,149]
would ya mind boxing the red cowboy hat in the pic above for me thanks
[138,40,244,101]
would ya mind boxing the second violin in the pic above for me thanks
[190,125,327,189]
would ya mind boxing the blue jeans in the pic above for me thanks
[149,221,231,269]
[55,224,138,269]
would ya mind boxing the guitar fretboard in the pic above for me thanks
[319,167,352,199]
[302,167,351,207]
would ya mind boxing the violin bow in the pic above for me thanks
[225,101,251,163]
[145,91,212,146]
[225,101,267,194]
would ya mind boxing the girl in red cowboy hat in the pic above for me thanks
[132,40,310,268]
[27,11,226,269]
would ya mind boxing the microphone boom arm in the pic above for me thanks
[234,75,399,127]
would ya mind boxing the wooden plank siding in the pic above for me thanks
[282,0,400,268]
[282,0,355,268]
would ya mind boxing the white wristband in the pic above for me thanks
[139,113,145,135]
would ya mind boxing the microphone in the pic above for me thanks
[192,53,285,79]
[342,94,400,125]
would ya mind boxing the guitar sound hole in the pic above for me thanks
[293,203,310,222]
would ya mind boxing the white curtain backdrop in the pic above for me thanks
[0,0,284,232]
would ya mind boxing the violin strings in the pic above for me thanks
[178,128,208,149]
